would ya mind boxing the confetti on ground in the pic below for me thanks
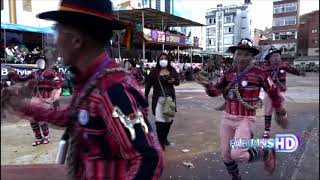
[182,162,195,168]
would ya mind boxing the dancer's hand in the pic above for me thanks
[194,72,209,86]
[1,82,33,113]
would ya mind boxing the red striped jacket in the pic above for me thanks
[205,66,282,116]
[261,62,301,92]
[9,69,64,98]
[23,52,164,180]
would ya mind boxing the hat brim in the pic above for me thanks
[265,50,282,60]
[37,10,126,30]
[228,46,260,56]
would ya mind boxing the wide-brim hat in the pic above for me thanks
[265,47,282,60]
[228,38,260,56]
[37,0,126,30]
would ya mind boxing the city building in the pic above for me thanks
[205,0,254,53]
[256,27,273,61]
[271,0,300,60]
[1,0,59,27]
[297,10,319,57]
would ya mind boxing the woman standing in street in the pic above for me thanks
[145,52,180,150]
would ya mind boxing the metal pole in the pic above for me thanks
[42,33,44,51]
[4,28,6,63]
[177,45,180,63]
[176,22,179,63]
[142,10,145,61]
[190,48,192,64]
[9,0,17,24]
[162,18,164,52]
[202,51,204,65]
[117,11,121,61]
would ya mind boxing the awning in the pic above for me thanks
[114,8,204,27]
[1,23,54,34]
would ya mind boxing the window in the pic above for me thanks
[273,16,296,26]
[208,18,216,25]
[313,40,318,44]
[224,26,234,34]
[273,43,296,54]
[273,3,297,14]
[224,15,234,23]
[285,16,296,25]
[207,28,216,36]
[311,29,318,33]
[224,36,233,45]
[241,27,246,29]
[285,3,297,12]
[274,31,296,40]
[22,0,33,12]
[207,38,216,45]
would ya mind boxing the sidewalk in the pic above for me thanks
[1,164,66,180]
[291,117,319,180]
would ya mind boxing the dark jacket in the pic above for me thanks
[145,67,180,115]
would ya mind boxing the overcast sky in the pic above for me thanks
[173,0,319,30]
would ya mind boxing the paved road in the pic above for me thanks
[1,73,319,180]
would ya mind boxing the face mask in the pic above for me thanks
[37,59,46,69]
[124,63,131,69]
[159,59,168,68]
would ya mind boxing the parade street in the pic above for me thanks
[1,73,319,180]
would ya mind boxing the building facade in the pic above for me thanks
[297,10,319,57]
[205,0,254,53]
[152,0,173,14]
[271,0,300,59]
[1,0,59,27]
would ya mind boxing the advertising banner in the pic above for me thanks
[194,37,199,47]
[1,64,38,80]
[165,32,180,44]
[151,30,158,41]
[143,28,152,41]
[158,31,165,43]
[180,35,186,45]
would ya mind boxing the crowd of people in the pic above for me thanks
[0,0,307,180]
[1,41,46,65]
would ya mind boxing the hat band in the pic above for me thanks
[59,2,114,21]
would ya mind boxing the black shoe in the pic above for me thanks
[165,139,172,146]
[232,177,241,180]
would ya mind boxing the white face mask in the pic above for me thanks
[159,59,168,68]
[124,62,131,69]
[37,59,46,69]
